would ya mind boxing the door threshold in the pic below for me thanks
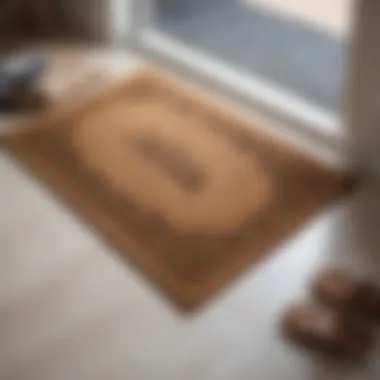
[134,29,347,167]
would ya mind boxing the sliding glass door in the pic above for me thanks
[131,0,353,146]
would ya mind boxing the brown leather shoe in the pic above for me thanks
[281,303,374,358]
[311,268,380,321]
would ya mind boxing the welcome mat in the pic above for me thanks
[2,69,352,310]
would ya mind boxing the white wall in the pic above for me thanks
[343,0,380,174]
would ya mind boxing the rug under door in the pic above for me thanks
[2,68,352,310]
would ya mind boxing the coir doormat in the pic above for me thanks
[2,69,352,310]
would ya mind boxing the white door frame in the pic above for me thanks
[125,0,380,173]
[342,0,380,175]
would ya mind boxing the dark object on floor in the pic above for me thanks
[1,69,352,311]
[0,52,48,112]
[7,88,50,112]
[281,304,375,359]
[312,268,380,322]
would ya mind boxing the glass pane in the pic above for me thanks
[154,0,353,113]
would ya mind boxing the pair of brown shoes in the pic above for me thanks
[281,268,380,360]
